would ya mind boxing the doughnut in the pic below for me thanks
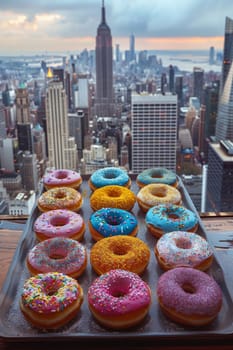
[43,169,82,190]
[20,272,84,329]
[90,235,150,275]
[33,209,85,241]
[145,204,198,238]
[90,185,136,212]
[88,207,138,241]
[137,183,182,213]
[157,267,222,327]
[89,167,131,191]
[26,237,87,278]
[154,231,213,271]
[136,167,178,188]
[38,187,83,212]
[88,269,151,329]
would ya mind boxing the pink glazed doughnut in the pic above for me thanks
[33,209,85,241]
[26,237,87,278]
[43,169,82,190]
[157,267,222,327]
[88,269,151,330]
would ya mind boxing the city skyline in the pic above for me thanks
[0,0,232,55]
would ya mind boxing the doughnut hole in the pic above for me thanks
[105,215,123,226]
[175,237,192,249]
[109,277,130,297]
[108,187,122,198]
[55,170,68,179]
[48,245,68,260]
[111,243,129,256]
[182,282,196,294]
[151,187,167,198]
[43,279,62,296]
[104,172,117,179]
[50,215,69,227]
[167,213,180,220]
[151,171,163,179]
[54,190,67,199]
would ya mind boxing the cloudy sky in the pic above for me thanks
[0,0,232,55]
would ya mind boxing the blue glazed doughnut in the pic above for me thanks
[136,167,177,188]
[89,167,131,191]
[145,203,198,238]
[88,208,138,241]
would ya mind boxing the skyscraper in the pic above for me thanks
[94,0,115,118]
[169,65,175,93]
[215,16,233,141]
[15,86,33,153]
[215,61,233,141]
[131,93,177,173]
[220,16,233,93]
[129,33,135,62]
[45,80,77,169]
[207,141,233,211]
[193,67,204,103]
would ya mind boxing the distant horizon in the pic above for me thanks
[0,47,222,58]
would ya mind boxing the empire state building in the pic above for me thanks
[94,0,115,118]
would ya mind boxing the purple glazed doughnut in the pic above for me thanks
[43,169,82,190]
[157,267,222,327]
[33,209,85,241]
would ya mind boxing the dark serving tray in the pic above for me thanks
[1,176,233,344]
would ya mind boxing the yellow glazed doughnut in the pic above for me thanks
[137,183,182,213]
[90,235,150,275]
[90,185,136,211]
[38,187,83,212]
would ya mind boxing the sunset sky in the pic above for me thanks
[0,0,232,55]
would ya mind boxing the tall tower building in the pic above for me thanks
[207,141,233,211]
[220,16,233,93]
[95,0,115,118]
[21,151,39,192]
[45,80,77,169]
[215,61,233,141]
[129,33,135,62]
[193,67,204,103]
[131,93,177,173]
[215,16,233,141]
[169,65,175,93]
[15,85,33,153]
[0,105,7,139]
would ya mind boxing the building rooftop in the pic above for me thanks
[210,142,233,162]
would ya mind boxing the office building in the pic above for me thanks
[0,105,7,139]
[15,86,34,153]
[193,67,204,103]
[129,34,135,62]
[21,151,39,192]
[8,190,36,216]
[209,46,215,65]
[215,61,233,141]
[131,93,178,173]
[94,0,115,118]
[175,75,183,107]
[169,65,175,93]
[45,80,77,169]
[0,138,15,172]
[203,82,220,139]
[220,16,233,93]
[207,141,233,211]
[215,17,233,142]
